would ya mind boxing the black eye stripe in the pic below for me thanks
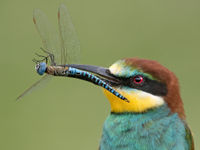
[107,71,167,96]
[137,77,167,96]
[132,77,167,96]
[112,75,167,96]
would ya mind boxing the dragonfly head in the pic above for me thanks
[35,62,47,75]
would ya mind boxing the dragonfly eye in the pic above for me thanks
[36,62,47,75]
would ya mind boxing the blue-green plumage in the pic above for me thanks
[100,104,191,150]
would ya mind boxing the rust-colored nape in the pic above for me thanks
[125,58,185,120]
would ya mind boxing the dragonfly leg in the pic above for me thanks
[32,58,41,63]
[32,56,48,64]
[40,47,56,65]
[35,52,46,58]
[35,53,49,64]
[32,58,38,63]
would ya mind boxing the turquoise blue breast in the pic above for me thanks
[100,105,189,150]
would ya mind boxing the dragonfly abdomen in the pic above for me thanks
[65,67,128,102]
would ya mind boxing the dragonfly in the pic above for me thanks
[17,4,128,102]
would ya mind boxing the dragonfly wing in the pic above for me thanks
[33,9,61,64]
[17,9,62,101]
[58,4,80,64]
[16,75,51,101]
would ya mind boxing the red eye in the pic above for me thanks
[133,75,144,84]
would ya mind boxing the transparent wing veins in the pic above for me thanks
[58,4,80,64]
[33,9,61,64]
[16,75,51,101]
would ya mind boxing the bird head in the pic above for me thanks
[103,58,185,119]
[59,58,185,119]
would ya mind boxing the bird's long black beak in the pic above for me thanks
[63,64,121,85]
[61,64,128,102]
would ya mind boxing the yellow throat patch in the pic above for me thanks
[103,88,164,113]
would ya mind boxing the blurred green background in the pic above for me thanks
[0,0,199,149]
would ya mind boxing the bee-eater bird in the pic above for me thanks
[16,4,194,149]
[36,57,194,150]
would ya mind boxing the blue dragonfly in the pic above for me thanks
[17,4,128,102]
[17,4,79,100]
